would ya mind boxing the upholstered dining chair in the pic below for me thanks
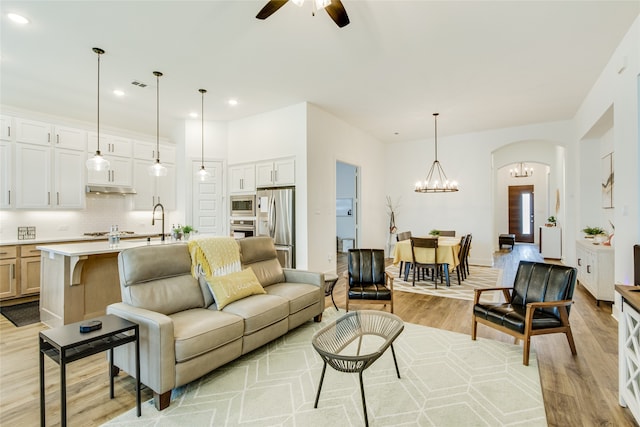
[453,234,467,285]
[459,234,472,279]
[346,249,394,313]
[471,261,578,366]
[396,231,412,278]
[410,237,440,288]
[438,230,456,237]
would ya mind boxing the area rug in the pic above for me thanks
[386,265,504,302]
[0,301,40,327]
[105,309,545,426]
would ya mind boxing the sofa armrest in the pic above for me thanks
[283,269,323,287]
[106,302,176,396]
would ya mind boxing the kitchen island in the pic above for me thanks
[37,239,179,327]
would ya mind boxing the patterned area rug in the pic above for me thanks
[386,265,504,302]
[105,309,545,426]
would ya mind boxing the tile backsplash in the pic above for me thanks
[0,195,178,242]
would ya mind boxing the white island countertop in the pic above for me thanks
[37,239,184,257]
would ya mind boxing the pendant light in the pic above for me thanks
[86,47,110,172]
[196,89,211,182]
[414,113,459,193]
[148,71,168,177]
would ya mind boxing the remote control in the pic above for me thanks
[79,320,102,333]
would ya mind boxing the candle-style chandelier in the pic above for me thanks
[415,113,459,193]
[510,162,533,178]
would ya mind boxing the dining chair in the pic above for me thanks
[410,237,440,288]
[396,231,412,278]
[462,234,472,277]
[438,230,456,237]
[453,234,467,285]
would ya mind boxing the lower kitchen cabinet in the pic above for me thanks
[0,244,41,301]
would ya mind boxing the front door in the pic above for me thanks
[508,185,534,243]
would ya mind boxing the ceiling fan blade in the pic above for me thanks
[325,0,350,28]
[256,0,289,20]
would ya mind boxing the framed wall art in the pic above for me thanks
[601,152,614,208]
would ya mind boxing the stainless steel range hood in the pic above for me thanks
[85,185,137,195]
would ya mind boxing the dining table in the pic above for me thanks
[392,236,461,286]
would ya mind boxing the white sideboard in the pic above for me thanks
[576,239,614,304]
[539,226,562,259]
[617,287,640,425]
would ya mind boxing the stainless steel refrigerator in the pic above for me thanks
[256,187,295,268]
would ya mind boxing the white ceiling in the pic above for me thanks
[1,1,638,143]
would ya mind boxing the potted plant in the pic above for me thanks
[582,226,606,241]
[429,229,440,237]
[546,216,557,227]
[182,225,196,240]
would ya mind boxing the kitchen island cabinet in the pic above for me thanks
[37,240,179,328]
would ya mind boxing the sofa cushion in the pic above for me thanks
[239,237,286,286]
[222,294,289,335]
[124,274,204,315]
[265,282,322,314]
[206,268,266,310]
[170,308,244,363]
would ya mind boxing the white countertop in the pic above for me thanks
[0,233,164,246]
[37,238,184,257]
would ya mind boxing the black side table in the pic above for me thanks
[39,314,141,427]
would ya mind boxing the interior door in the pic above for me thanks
[192,160,223,235]
[508,185,534,243]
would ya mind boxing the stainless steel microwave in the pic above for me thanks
[230,195,255,216]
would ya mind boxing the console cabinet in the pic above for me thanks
[576,240,614,304]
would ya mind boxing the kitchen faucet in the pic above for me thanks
[152,203,165,241]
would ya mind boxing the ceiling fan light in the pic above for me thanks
[292,0,304,6]
[315,0,330,9]
[86,152,110,172]
[148,160,168,177]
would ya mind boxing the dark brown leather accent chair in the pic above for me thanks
[472,261,577,365]
[346,249,394,313]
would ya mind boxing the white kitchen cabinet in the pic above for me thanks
[87,156,132,186]
[255,158,295,188]
[15,143,51,208]
[132,159,175,210]
[53,126,86,151]
[576,239,614,304]
[0,116,14,141]
[229,164,256,193]
[88,133,132,158]
[133,140,176,163]
[0,142,13,208]
[53,148,85,208]
[15,118,52,146]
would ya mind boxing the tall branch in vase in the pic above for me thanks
[386,196,399,235]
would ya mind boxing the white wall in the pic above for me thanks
[307,104,387,275]
[574,16,640,285]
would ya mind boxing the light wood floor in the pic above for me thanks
[0,244,635,426]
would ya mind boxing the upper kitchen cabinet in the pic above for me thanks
[15,118,52,146]
[229,164,256,193]
[53,126,86,151]
[133,140,176,163]
[132,159,175,210]
[15,143,51,208]
[87,157,132,186]
[0,115,14,141]
[255,158,295,188]
[0,142,13,208]
[88,133,132,158]
[53,149,85,208]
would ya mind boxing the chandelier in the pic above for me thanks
[415,113,459,193]
[510,162,533,178]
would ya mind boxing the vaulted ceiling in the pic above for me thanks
[1,1,638,142]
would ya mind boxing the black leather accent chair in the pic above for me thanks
[346,249,394,313]
[472,261,577,366]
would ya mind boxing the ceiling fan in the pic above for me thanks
[256,0,350,28]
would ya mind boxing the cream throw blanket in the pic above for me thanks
[188,237,241,281]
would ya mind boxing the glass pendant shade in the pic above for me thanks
[149,71,167,177]
[87,47,110,172]
[86,152,109,171]
[148,159,168,177]
[195,88,211,182]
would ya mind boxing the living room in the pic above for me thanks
[1,1,640,426]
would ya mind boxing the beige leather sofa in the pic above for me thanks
[106,236,324,410]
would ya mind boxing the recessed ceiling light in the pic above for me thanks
[113,89,125,97]
[8,13,29,24]
[189,112,198,118]
[228,99,238,107]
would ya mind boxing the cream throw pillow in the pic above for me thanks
[207,268,266,310]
